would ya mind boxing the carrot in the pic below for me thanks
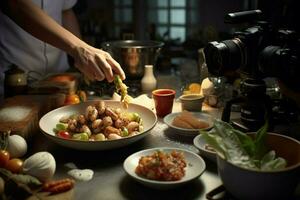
[43,178,75,194]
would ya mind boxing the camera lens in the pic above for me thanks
[204,38,246,76]
[258,46,282,77]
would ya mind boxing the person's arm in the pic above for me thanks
[1,0,125,82]
[62,8,81,39]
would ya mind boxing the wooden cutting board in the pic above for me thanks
[28,73,81,95]
[26,189,74,200]
[0,94,65,139]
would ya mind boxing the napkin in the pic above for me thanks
[112,93,155,110]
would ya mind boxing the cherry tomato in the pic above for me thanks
[0,150,10,168]
[64,94,80,105]
[57,130,71,139]
[6,158,23,173]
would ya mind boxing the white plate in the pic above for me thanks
[39,100,157,151]
[163,112,214,136]
[193,134,217,162]
[123,147,206,189]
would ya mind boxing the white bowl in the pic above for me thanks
[123,147,206,189]
[193,134,216,162]
[163,112,214,137]
[39,100,157,151]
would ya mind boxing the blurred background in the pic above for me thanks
[71,0,299,98]
[73,0,298,59]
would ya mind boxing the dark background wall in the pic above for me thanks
[73,0,299,54]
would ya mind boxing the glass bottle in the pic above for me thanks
[141,65,157,94]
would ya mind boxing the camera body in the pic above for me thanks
[204,10,300,131]
[204,10,300,91]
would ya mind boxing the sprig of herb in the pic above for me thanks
[0,168,42,200]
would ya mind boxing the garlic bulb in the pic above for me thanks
[7,134,27,158]
[22,152,56,182]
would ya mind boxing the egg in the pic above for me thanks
[7,134,27,158]
[22,152,56,182]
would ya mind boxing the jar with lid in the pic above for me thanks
[4,65,28,97]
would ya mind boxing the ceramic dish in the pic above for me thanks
[39,100,157,151]
[163,112,214,137]
[123,147,206,189]
[193,134,217,162]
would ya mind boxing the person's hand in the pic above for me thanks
[71,44,125,82]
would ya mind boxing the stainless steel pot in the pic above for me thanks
[102,40,164,79]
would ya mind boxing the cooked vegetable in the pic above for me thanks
[53,100,144,141]
[114,75,132,108]
[94,133,106,141]
[56,123,68,131]
[57,130,71,139]
[201,119,287,171]
[135,150,187,181]
[72,133,89,141]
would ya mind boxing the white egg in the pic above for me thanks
[7,134,27,158]
[22,152,56,182]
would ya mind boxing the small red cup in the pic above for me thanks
[152,89,176,117]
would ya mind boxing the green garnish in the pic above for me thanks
[201,119,287,171]
[114,75,132,108]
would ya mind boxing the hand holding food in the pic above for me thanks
[71,45,125,82]
[114,75,133,108]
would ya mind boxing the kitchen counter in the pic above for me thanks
[28,93,300,200]
[25,68,300,199]
[30,100,224,200]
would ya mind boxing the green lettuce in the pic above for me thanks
[200,119,287,171]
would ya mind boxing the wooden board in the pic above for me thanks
[0,94,65,139]
[26,189,74,200]
[28,73,81,95]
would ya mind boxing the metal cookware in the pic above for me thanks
[102,40,164,79]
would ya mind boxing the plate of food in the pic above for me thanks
[163,111,214,136]
[193,134,217,162]
[123,147,206,189]
[39,100,157,150]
